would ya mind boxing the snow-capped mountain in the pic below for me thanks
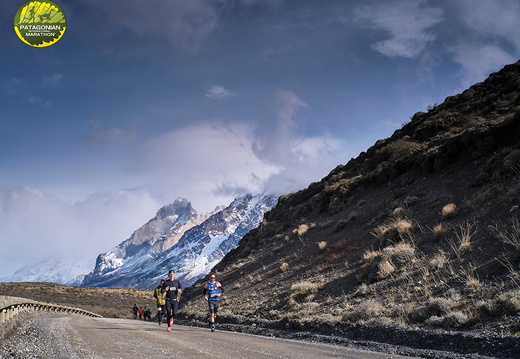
[82,194,277,288]
[0,256,94,286]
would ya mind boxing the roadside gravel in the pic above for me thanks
[180,317,520,359]
[0,313,90,358]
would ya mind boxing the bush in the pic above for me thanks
[441,203,458,219]
[372,218,414,246]
[443,311,468,328]
[290,281,319,304]
[346,299,384,321]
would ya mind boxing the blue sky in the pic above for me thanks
[0,0,519,277]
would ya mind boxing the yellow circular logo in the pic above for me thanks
[14,1,67,47]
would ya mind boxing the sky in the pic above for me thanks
[0,0,519,278]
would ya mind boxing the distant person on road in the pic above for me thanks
[154,279,167,325]
[162,269,182,332]
[143,306,151,320]
[203,272,224,332]
[132,304,139,319]
[138,306,144,320]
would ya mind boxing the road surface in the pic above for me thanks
[1,315,418,358]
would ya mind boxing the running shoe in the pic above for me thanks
[167,327,172,332]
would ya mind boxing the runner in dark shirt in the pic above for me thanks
[161,270,182,332]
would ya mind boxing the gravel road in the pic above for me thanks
[0,314,417,359]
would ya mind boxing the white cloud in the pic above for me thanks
[0,186,161,277]
[354,0,443,58]
[451,44,516,87]
[128,89,348,212]
[456,0,520,49]
[206,85,235,99]
[446,0,520,87]
[128,121,281,212]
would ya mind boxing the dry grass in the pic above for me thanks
[293,224,310,237]
[279,262,289,272]
[433,223,446,241]
[290,281,319,305]
[489,216,520,253]
[441,203,458,219]
[317,241,327,250]
[372,218,414,246]
[0,282,156,319]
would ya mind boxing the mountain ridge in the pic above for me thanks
[179,60,520,345]
[82,193,277,288]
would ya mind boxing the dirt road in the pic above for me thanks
[0,315,417,358]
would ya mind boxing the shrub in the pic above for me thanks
[498,292,520,315]
[377,259,396,279]
[433,223,445,241]
[346,299,384,321]
[409,297,456,323]
[443,311,469,328]
[489,216,520,253]
[294,224,310,237]
[363,250,382,261]
[383,242,416,268]
[442,203,458,219]
[456,221,475,252]
[372,218,414,246]
[429,251,448,270]
[290,281,319,303]
[317,241,327,250]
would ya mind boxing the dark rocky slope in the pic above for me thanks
[180,60,520,358]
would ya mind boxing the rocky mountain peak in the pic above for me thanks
[155,197,195,220]
[82,193,277,288]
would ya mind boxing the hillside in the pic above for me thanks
[0,282,155,319]
[179,61,520,355]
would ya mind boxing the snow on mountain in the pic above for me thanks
[82,193,277,289]
[0,256,94,286]
[82,197,212,287]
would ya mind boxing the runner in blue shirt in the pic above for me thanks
[203,273,224,332]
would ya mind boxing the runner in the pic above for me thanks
[154,279,167,325]
[203,273,224,332]
[162,270,182,332]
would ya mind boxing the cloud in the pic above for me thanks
[446,0,520,86]
[0,78,25,95]
[451,44,517,87]
[127,121,281,212]
[0,186,161,277]
[28,95,52,108]
[456,0,520,49]
[88,0,224,52]
[128,89,348,212]
[84,120,138,145]
[205,85,235,99]
[354,0,443,58]
[43,73,63,85]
